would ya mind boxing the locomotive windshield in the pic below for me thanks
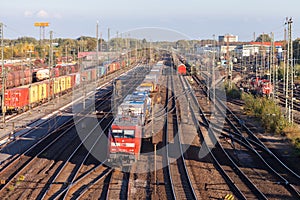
[112,129,135,138]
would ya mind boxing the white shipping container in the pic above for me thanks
[75,73,81,86]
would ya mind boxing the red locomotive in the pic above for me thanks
[108,92,149,165]
[177,63,187,75]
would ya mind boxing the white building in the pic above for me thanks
[218,34,238,43]
[196,44,220,54]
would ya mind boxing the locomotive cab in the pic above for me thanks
[108,122,142,166]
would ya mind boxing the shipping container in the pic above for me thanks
[86,70,92,82]
[91,68,97,81]
[80,71,88,82]
[59,76,67,93]
[52,68,60,77]
[36,69,50,81]
[70,74,76,88]
[75,73,81,86]
[28,84,39,105]
[37,82,49,103]
[5,87,29,111]
[96,66,106,77]
[53,78,61,95]
[65,75,72,91]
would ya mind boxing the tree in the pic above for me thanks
[255,34,272,42]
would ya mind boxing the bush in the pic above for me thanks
[225,83,242,99]
[241,91,300,153]
[242,93,288,135]
[283,126,300,155]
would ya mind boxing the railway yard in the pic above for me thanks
[0,51,299,200]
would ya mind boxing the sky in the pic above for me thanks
[1,0,300,42]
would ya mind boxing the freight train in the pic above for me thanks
[0,62,79,90]
[3,59,130,113]
[107,61,163,166]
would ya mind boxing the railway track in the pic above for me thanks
[105,167,131,200]
[204,76,300,189]
[0,64,154,200]
[191,74,300,199]
[160,72,197,199]
[0,88,113,199]
[183,75,265,199]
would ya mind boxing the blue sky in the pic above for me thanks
[1,0,300,41]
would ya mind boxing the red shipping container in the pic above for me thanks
[70,74,76,88]
[115,62,120,70]
[91,69,97,81]
[80,71,88,82]
[121,60,126,68]
[5,87,29,110]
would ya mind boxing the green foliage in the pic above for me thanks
[225,83,242,99]
[255,34,272,42]
[284,126,300,154]
[242,93,288,134]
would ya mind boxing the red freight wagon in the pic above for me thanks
[51,68,60,77]
[14,71,21,88]
[91,68,97,81]
[23,69,33,85]
[115,62,121,71]
[5,87,29,112]
[71,65,77,73]
[121,60,126,68]
[69,74,76,88]
[6,72,15,88]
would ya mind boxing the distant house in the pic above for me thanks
[219,34,238,43]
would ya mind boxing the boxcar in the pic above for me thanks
[5,87,29,112]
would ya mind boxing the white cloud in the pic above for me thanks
[36,9,49,18]
[24,10,33,17]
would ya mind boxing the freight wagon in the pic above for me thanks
[3,59,123,113]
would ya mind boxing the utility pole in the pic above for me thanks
[285,17,293,123]
[270,32,275,98]
[49,31,54,101]
[96,21,99,65]
[283,27,287,96]
[271,32,278,99]
[226,35,232,89]
[212,34,216,113]
[1,22,6,125]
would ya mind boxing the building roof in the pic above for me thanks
[250,42,283,47]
